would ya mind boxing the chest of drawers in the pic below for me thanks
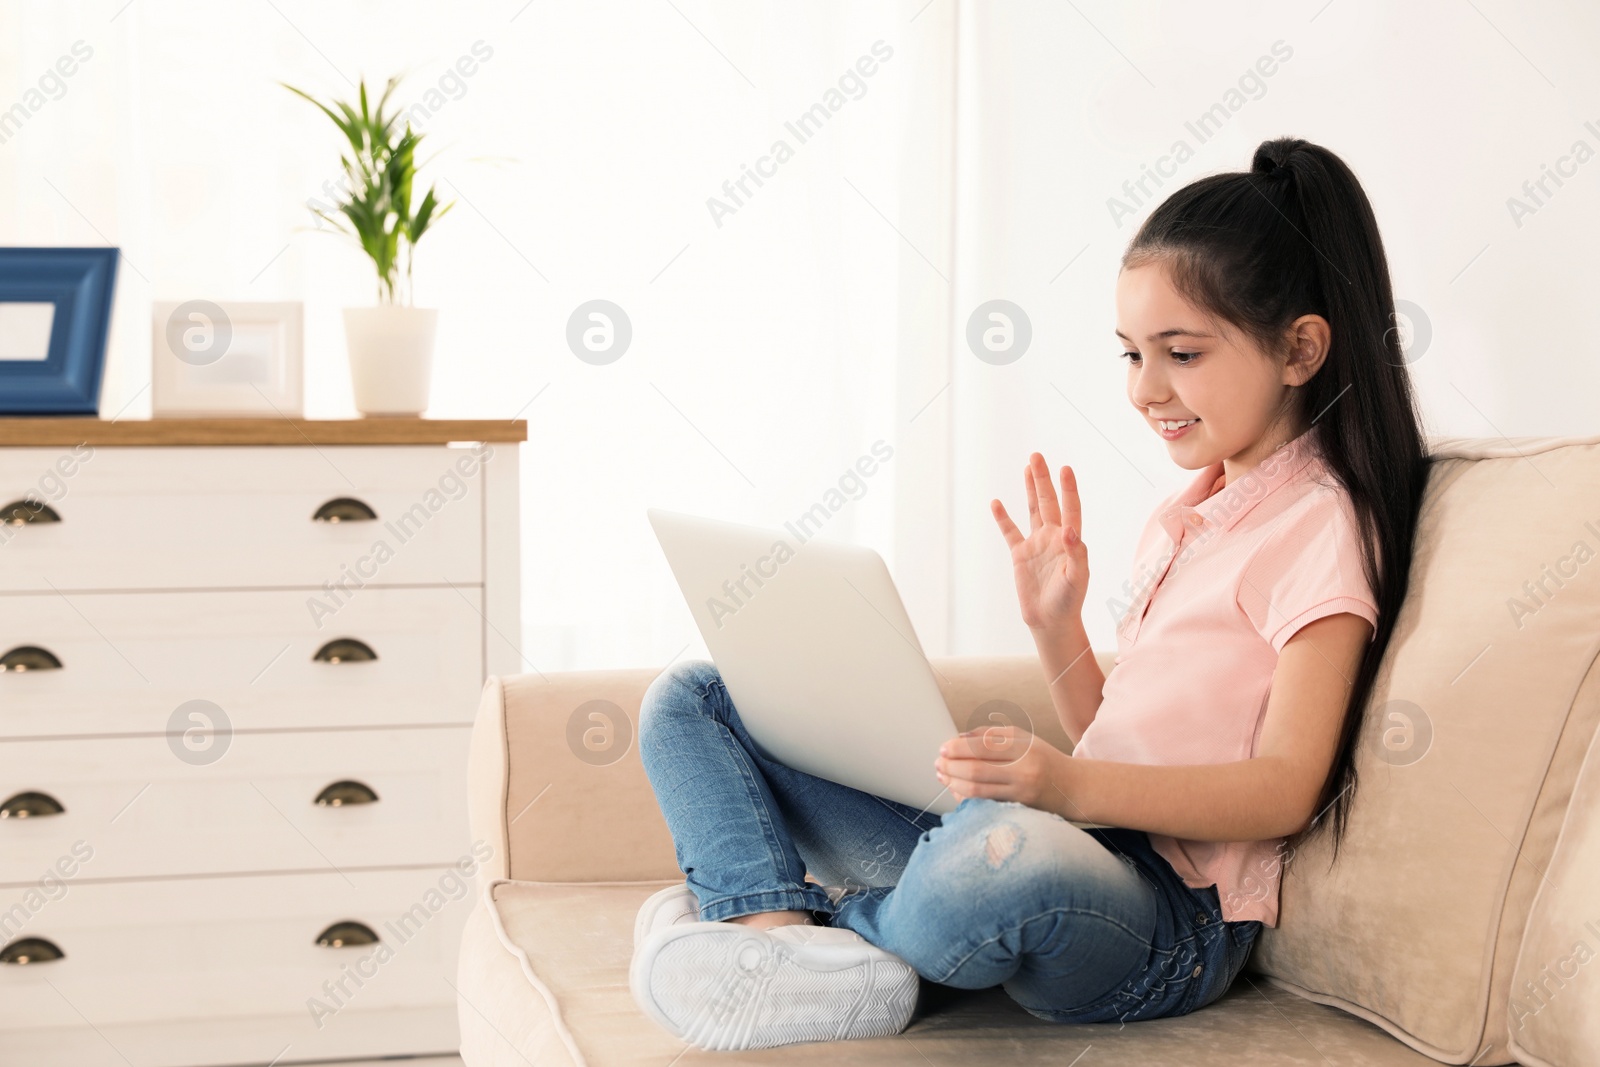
[0,417,524,1067]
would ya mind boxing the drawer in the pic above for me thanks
[0,726,470,883]
[0,586,485,736]
[2,1007,459,1067]
[0,866,479,1032]
[0,445,486,591]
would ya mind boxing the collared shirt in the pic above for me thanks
[1072,427,1378,926]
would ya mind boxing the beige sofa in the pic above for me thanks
[456,433,1600,1066]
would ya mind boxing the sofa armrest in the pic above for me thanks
[467,652,1115,883]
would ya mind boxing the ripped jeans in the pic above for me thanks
[637,660,1264,1024]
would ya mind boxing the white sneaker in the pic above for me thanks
[629,920,920,1050]
[633,882,701,949]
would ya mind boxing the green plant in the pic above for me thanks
[283,75,451,305]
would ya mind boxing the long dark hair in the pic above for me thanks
[1122,137,1429,865]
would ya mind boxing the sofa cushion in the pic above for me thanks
[1506,716,1600,1067]
[455,877,1458,1066]
[1250,433,1600,1065]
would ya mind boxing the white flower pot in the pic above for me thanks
[342,306,438,417]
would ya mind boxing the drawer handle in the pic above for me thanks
[313,638,378,665]
[0,500,61,526]
[313,498,378,523]
[314,780,380,807]
[316,921,380,948]
[0,791,65,819]
[1,646,63,672]
[0,937,64,964]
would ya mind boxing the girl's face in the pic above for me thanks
[1115,260,1327,485]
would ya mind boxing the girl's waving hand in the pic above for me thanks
[992,452,1091,634]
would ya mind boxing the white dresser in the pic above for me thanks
[0,417,523,1067]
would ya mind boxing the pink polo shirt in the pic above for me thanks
[1072,427,1378,927]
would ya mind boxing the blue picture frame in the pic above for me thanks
[0,247,118,415]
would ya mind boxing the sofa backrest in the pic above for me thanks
[1250,432,1600,1065]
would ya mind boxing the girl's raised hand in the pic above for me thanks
[991,453,1090,634]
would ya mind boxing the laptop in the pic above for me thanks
[647,507,1109,828]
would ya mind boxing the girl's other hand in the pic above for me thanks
[935,725,1071,811]
[991,453,1090,633]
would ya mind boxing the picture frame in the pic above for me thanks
[151,299,304,417]
[0,247,119,415]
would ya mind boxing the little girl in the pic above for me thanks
[629,136,1428,1051]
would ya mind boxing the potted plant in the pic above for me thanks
[284,76,452,416]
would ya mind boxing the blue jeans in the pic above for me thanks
[636,660,1264,1024]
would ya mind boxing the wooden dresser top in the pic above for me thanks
[0,417,527,446]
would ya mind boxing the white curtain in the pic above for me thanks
[2,0,959,672]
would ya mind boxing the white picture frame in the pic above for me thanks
[151,300,304,417]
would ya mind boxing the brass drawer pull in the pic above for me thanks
[312,498,378,523]
[0,500,60,526]
[313,638,377,664]
[314,780,380,807]
[1,646,63,672]
[316,921,379,948]
[0,791,65,819]
[0,937,64,964]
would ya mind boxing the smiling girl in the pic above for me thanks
[630,136,1429,1049]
